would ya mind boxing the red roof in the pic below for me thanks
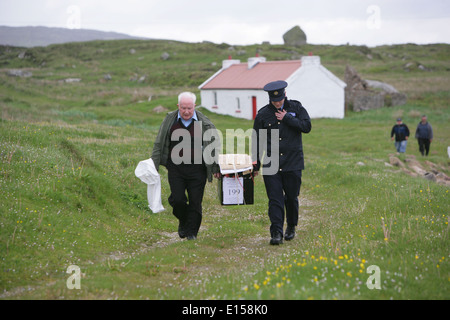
[200,60,302,90]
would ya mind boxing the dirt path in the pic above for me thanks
[0,193,320,299]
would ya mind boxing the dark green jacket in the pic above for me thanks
[151,110,220,182]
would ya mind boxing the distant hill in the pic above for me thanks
[0,26,148,47]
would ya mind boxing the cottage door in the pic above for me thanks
[252,96,257,120]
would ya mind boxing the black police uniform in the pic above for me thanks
[252,81,311,244]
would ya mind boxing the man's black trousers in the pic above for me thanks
[418,138,431,156]
[167,162,207,238]
[263,170,302,236]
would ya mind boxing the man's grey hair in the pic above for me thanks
[178,92,196,105]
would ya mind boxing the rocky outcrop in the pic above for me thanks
[153,105,168,113]
[345,65,407,112]
[388,154,450,186]
[283,26,307,47]
[8,69,32,78]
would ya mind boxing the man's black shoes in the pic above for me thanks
[284,226,296,241]
[270,232,283,245]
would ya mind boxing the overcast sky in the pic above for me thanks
[1,0,449,46]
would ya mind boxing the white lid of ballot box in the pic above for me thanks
[218,154,253,175]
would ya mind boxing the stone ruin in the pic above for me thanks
[345,65,407,112]
[388,154,450,187]
[283,26,307,47]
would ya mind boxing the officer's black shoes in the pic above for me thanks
[284,226,296,241]
[270,232,283,245]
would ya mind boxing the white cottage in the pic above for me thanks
[198,55,346,119]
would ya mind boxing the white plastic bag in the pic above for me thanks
[135,158,165,213]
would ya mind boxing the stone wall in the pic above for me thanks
[345,65,407,112]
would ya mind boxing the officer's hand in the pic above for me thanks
[214,173,221,179]
[276,109,287,120]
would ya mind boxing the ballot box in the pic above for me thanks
[218,154,254,205]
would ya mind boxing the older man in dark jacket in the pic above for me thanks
[151,92,220,240]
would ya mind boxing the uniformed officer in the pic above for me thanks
[252,80,311,245]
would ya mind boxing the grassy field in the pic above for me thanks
[0,40,449,300]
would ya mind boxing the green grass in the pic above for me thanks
[0,40,449,300]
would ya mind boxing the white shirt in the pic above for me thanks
[177,110,198,127]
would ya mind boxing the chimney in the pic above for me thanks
[247,56,266,69]
[222,56,241,69]
[301,55,320,66]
